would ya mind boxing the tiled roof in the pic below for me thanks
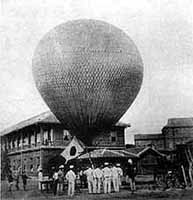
[135,134,163,140]
[78,148,138,159]
[78,147,165,160]
[0,111,129,137]
[164,117,193,128]
[0,111,60,136]
[124,146,166,157]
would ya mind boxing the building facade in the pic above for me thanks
[135,134,165,149]
[162,118,193,149]
[0,111,127,175]
[134,118,193,150]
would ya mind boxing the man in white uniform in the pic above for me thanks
[94,166,103,193]
[52,169,59,195]
[38,168,43,190]
[84,166,94,194]
[112,164,119,192]
[116,163,123,187]
[102,162,111,194]
[92,167,97,194]
[65,165,76,197]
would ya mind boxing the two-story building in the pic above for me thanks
[0,111,128,175]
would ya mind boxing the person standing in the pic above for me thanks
[111,164,119,192]
[21,170,30,191]
[14,167,21,190]
[57,165,64,194]
[52,168,59,195]
[84,166,94,194]
[79,168,87,188]
[38,168,43,190]
[7,170,14,192]
[102,162,111,194]
[65,165,76,197]
[126,159,137,193]
[92,167,97,194]
[116,163,123,188]
[94,165,103,193]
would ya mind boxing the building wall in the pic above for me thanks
[163,127,193,149]
[135,134,165,149]
[92,127,125,147]
[9,150,41,175]
[8,147,65,176]
[1,122,126,176]
[134,118,193,150]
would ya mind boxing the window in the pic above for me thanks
[63,130,70,140]
[110,132,117,143]
[111,136,116,142]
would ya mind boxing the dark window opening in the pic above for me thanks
[111,136,116,142]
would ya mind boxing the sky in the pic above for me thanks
[1,0,193,144]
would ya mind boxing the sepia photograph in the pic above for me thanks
[1,0,193,199]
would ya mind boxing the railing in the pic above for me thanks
[7,140,70,153]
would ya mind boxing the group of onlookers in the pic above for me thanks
[83,162,123,194]
[6,158,137,197]
[37,159,137,197]
[6,167,30,191]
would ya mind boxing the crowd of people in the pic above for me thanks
[38,159,137,197]
[6,167,31,192]
[5,159,137,197]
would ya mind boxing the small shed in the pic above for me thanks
[125,147,166,175]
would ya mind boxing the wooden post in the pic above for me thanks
[181,165,188,187]
[21,131,23,170]
[185,148,193,187]
[187,148,193,187]
[40,126,44,169]
[188,162,193,187]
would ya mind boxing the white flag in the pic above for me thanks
[61,136,85,163]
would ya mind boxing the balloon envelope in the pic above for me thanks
[32,19,143,140]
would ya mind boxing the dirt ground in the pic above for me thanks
[1,179,193,200]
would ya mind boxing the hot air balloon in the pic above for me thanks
[32,19,143,144]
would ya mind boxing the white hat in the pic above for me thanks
[59,165,64,168]
[128,159,133,164]
[70,165,74,169]
[104,162,109,166]
[38,167,42,171]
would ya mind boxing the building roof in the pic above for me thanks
[0,111,60,136]
[164,117,193,128]
[125,146,166,158]
[78,146,165,160]
[78,148,139,159]
[0,111,130,137]
[134,134,163,140]
[115,122,130,128]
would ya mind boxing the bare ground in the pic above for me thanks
[1,180,193,200]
